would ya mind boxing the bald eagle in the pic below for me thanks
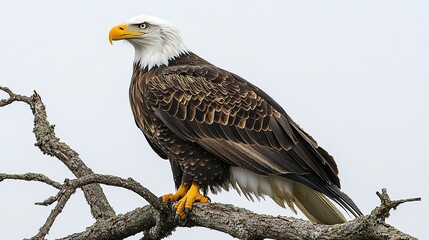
[109,15,362,224]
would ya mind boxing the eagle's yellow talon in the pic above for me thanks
[174,183,209,219]
[161,185,189,203]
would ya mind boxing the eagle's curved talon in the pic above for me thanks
[160,196,173,207]
[184,208,191,217]
[179,218,189,227]
[174,214,189,227]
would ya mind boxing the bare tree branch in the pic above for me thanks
[58,205,160,240]
[1,86,421,240]
[0,172,62,189]
[36,195,60,206]
[31,172,178,240]
[0,86,31,106]
[59,174,166,212]
[189,189,420,240]
[375,188,421,221]
[1,86,115,220]
[58,189,419,240]
[47,174,175,240]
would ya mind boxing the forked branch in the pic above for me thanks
[1,86,115,220]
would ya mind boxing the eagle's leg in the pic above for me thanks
[174,182,209,219]
[160,185,189,204]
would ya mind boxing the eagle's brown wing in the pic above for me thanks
[147,64,362,217]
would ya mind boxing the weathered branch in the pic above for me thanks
[21,172,419,239]
[1,86,115,220]
[58,205,159,240]
[1,86,421,239]
[28,181,76,240]
[59,174,166,212]
[58,188,419,240]
[51,174,175,240]
[375,188,421,221]
[0,86,31,106]
[0,172,62,189]
[190,189,420,240]
[28,173,173,240]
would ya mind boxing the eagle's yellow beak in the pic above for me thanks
[109,24,143,45]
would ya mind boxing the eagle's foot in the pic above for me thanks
[174,183,209,220]
[160,185,189,204]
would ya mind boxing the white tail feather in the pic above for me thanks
[229,167,346,224]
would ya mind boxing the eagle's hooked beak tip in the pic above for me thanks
[108,28,116,45]
[109,24,126,45]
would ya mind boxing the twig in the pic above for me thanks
[0,86,31,106]
[28,180,76,240]
[375,188,421,221]
[0,172,62,189]
[35,195,59,206]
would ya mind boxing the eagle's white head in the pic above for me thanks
[109,15,189,70]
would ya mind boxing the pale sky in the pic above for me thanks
[0,1,427,239]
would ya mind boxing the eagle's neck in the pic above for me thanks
[131,28,189,70]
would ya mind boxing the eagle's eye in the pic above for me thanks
[138,23,147,29]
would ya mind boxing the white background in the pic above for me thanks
[0,1,427,239]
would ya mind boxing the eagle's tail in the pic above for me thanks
[292,181,346,224]
[229,167,352,224]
